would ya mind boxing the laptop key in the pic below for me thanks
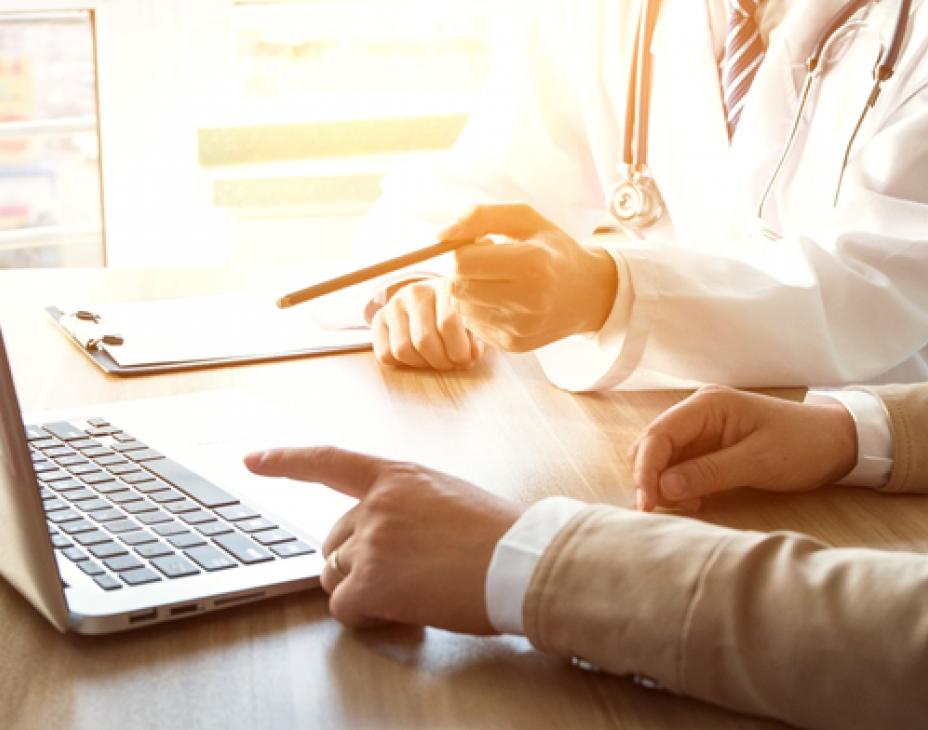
[62,547,88,562]
[169,533,207,549]
[61,519,98,534]
[128,449,164,463]
[33,462,61,473]
[91,508,125,523]
[151,555,200,578]
[82,447,111,459]
[135,542,174,559]
[123,500,157,515]
[78,498,114,513]
[74,530,116,546]
[165,500,200,514]
[47,509,83,524]
[180,510,216,526]
[134,479,171,495]
[215,505,259,522]
[143,458,239,509]
[120,568,162,586]
[252,529,296,546]
[104,555,144,572]
[51,478,86,492]
[87,417,109,428]
[86,426,121,437]
[105,519,141,535]
[79,561,105,576]
[149,489,185,504]
[112,432,136,443]
[39,488,58,501]
[42,422,87,441]
[108,463,142,475]
[69,464,103,476]
[213,533,274,565]
[184,545,237,571]
[25,425,49,441]
[153,523,188,537]
[121,472,155,485]
[271,541,316,558]
[64,488,98,502]
[108,490,142,505]
[56,455,89,468]
[112,440,147,452]
[38,470,72,483]
[136,510,173,526]
[43,498,69,512]
[236,517,278,533]
[93,481,129,496]
[121,531,158,546]
[50,534,74,549]
[45,447,74,459]
[80,473,117,486]
[72,438,102,450]
[93,574,122,591]
[89,543,128,560]
[94,454,128,467]
[197,522,234,538]
[31,438,61,450]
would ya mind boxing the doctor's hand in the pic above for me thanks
[629,386,859,512]
[244,446,524,634]
[370,278,485,370]
[442,204,619,353]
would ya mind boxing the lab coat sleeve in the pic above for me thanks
[537,81,928,391]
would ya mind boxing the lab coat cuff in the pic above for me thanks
[534,243,659,392]
[804,390,894,488]
[485,497,588,635]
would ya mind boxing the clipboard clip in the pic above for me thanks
[59,310,125,350]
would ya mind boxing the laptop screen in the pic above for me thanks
[0,326,70,630]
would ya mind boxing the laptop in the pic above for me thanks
[0,323,356,634]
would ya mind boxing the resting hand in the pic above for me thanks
[244,447,523,634]
[442,204,618,353]
[370,278,484,370]
[628,385,858,512]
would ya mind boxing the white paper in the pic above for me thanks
[60,292,371,368]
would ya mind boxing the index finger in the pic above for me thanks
[244,446,391,499]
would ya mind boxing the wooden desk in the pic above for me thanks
[2,266,926,730]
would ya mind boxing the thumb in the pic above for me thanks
[244,446,390,499]
[659,442,766,501]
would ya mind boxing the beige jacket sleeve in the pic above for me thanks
[851,383,928,494]
[523,384,928,730]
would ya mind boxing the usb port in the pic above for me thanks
[128,608,158,624]
[169,603,200,617]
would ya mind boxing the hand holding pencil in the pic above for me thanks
[278,203,619,371]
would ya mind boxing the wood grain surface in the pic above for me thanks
[1,266,925,730]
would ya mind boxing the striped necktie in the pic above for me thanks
[721,0,765,138]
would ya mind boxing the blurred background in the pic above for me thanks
[0,0,526,269]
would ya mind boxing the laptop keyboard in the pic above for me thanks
[27,417,315,591]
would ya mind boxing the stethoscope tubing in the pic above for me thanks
[614,0,912,234]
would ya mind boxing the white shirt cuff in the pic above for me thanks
[485,496,587,635]
[804,390,894,488]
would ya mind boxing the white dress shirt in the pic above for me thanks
[486,389,895,635]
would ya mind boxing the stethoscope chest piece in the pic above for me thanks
[608,169,664,230]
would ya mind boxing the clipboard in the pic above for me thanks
[46,292,372,377]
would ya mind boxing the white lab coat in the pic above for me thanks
[352,0,928,391]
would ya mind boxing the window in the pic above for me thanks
[0,1,527,268]
[0,10,103,268]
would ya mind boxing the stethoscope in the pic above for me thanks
[608,0,913,236]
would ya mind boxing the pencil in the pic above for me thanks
[276,238,476,309]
